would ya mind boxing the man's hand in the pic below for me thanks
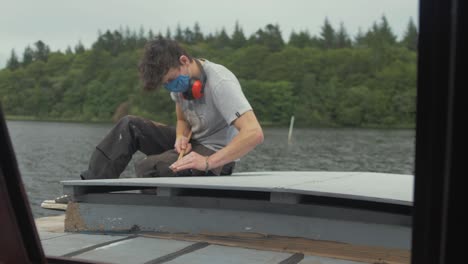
[174,135,192,154]
[170,151,207,172]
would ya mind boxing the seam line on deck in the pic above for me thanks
[61,235,138,257]
[143,242,210,264]
[278,253,304,264]
[40,233,73,241]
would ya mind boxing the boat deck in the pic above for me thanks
[36,171,413,264]
[37,215,407,264]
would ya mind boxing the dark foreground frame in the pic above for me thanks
[0,107,46,262]
[412,0,465,263]
[0,0,465,262]
[0,107,105,264]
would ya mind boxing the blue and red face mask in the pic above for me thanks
[164,74,191,93]
[163,59,206,100]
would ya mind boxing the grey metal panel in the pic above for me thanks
[73,237,195,264]
[285,172,413,205]
[299,255,367,264]
[61,171,413,205]
[270,192,301,204]
[41,233,126,256]
[82,193,411,226]
[71,203,411,249]
[164,244,292,264]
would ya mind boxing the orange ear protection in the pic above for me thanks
[183,59,207,100]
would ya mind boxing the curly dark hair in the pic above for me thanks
[138,37,192,91]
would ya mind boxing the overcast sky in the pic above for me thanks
[0,0,418,68]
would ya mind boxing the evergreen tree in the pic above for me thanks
[193,22,204,43]
[165,27,172,40]
[402,18,418,51]
[354,28,366,47]
[130,29,139,50]
[319,18,336,49]
[148,29,155,40]
[138,25,145,41]
[6,49,20,70]
[93,30,123,55]
[137,25,147,47]
[249,24,284,52]
[204,33,215,44]
[174,24,184,42]
[363,15,397,47]
[378,15,397,45]
[33,40,50,62]
[309,36,322,48]
[183,27,194,44]
[75,41,85,54]
[65,46,73,55]
[289,30,311,48]
[22,45,34,66]
[231,21,247,49]
[214,28,231,48]
[335,22,352,48]
[123,26,131,40]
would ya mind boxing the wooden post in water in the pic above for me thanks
[288,115,295,144]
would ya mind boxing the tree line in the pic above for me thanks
[0,16,418,127]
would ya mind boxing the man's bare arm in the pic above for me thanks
[170,110,263,172]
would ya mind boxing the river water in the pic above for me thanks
[5,120,415,218]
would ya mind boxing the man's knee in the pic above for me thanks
[118,115,168,133]
[117,115,144,128]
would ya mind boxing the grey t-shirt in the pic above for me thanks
[171,59,252,151]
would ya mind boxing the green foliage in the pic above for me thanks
[258,46,307,82]
[0,19,417,128]
[241,80,295,125]
[130,87,175,124]
[229,45,270,80]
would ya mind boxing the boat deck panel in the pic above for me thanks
[40,233,126,257]
[71,236,196,264]
[62,171,413,205]
[38,232,370,264]
[35,215,401,264]
[163,244,294,264]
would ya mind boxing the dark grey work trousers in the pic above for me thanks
[81,115,234,180]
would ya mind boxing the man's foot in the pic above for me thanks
[54,194,71,204]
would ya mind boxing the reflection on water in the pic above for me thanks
[6,120,415,217]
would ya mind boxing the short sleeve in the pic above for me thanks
[211,79,252,125]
